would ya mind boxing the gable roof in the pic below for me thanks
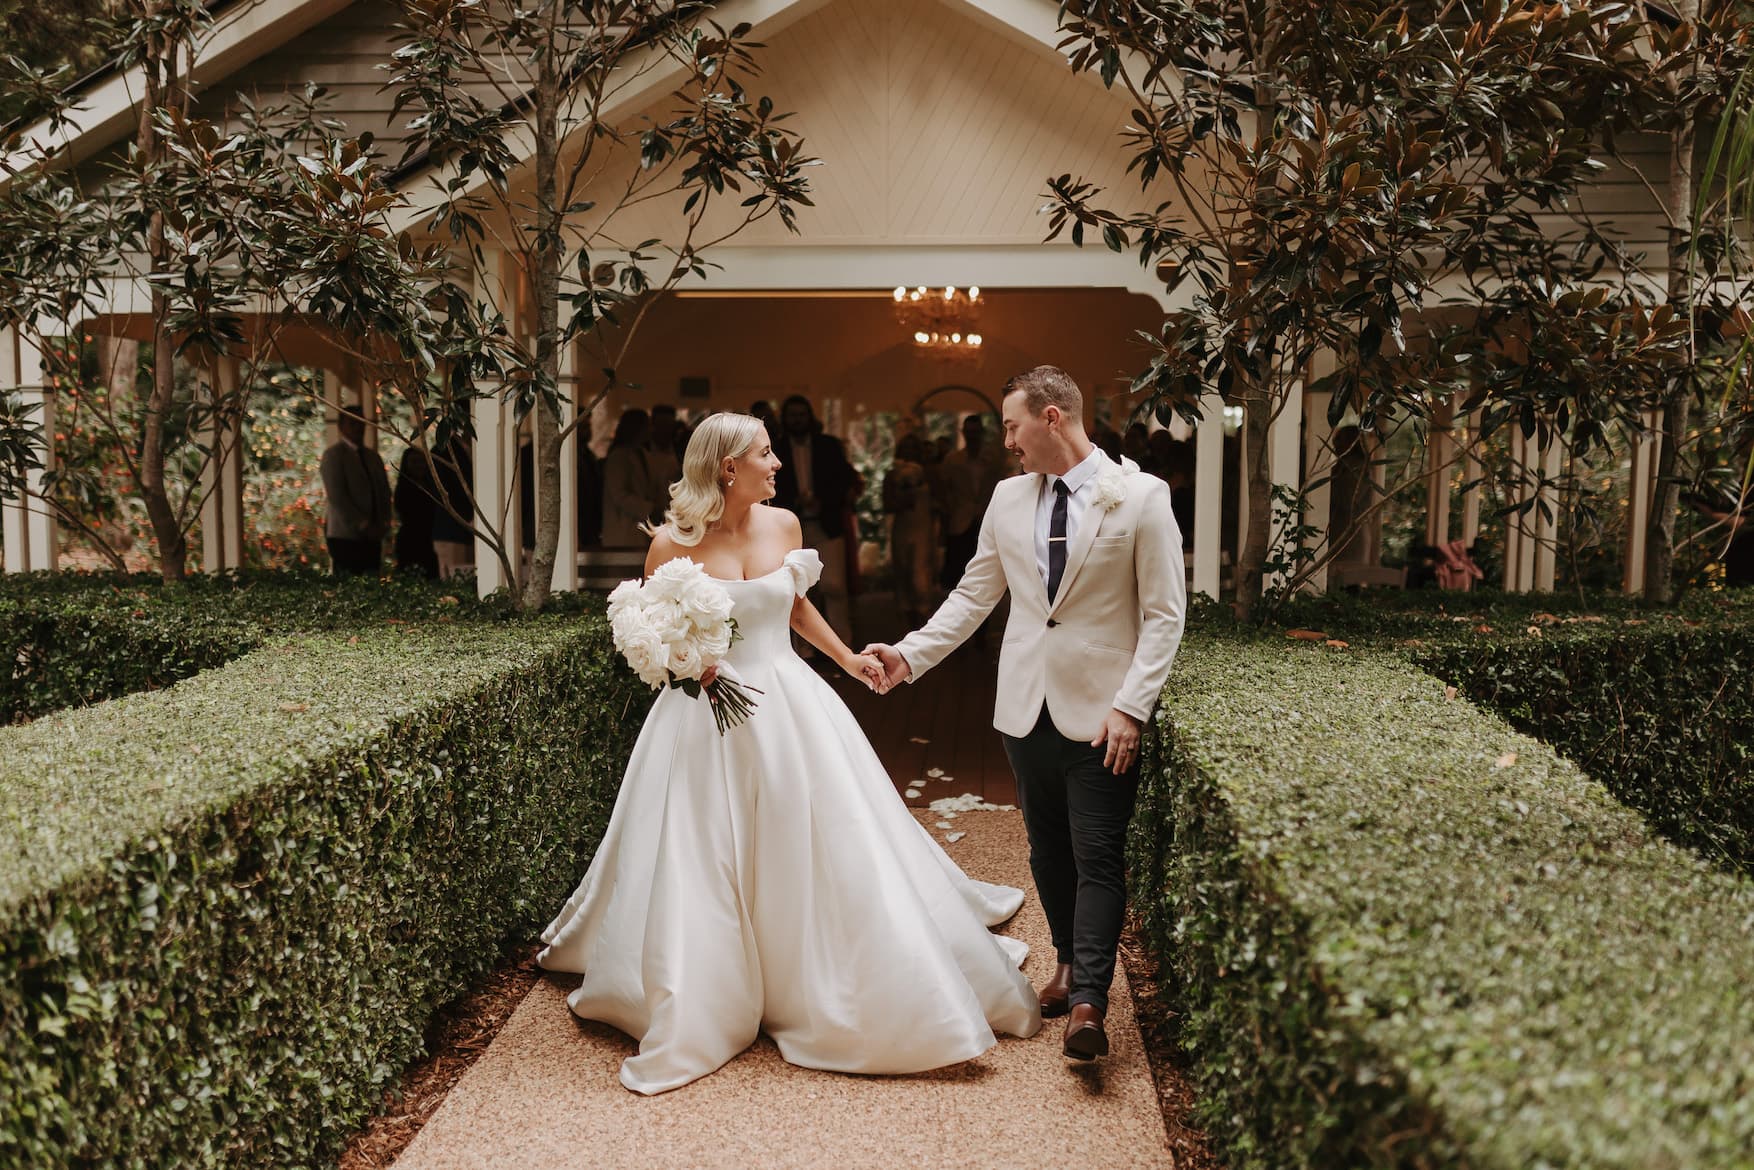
[3,0,355,181]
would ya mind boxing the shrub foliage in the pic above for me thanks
[1134,633,1754,1169]
[0,616,642,1169]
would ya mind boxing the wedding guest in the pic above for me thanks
[884,432,938,626]
[1092,418,1122,462]
[750,398,777,434]
[393,444,440,579]
[430,436,474,580]
[773,394,856,643]
[320,411,392,578]
[1121,422,1149,468]
[938,414,1002,591]
[603,408,656,546]
[577,414,605,549]
[648,403,684,516]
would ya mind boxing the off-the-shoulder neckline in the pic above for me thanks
[700,548,813,584]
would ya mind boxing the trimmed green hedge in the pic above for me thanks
[1134,633,1754,1169]
[1276,592,1754,879]
[0,614,642,1168]
[1412,620,1754,880]
[0,570,600,722]
[0,596,256,723]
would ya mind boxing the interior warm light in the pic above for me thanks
[893,283,985,357]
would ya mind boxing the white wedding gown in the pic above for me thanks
[538,548,1042,1095]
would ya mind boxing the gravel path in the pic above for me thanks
[391,809,1174,1170]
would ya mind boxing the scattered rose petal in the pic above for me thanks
[926,767,945,778]
[927,794,1016,814]
[935,821,953,829]
[1445,685,1458,701]
[278,702,308,713]
[909,736,930,744]
[1495,751,1519,768]
[904,788,923,800]
[1325,639,1349,649]
[945,832,966,843]
[1286,628,1326,641]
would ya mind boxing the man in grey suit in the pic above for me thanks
[320,411,392,577]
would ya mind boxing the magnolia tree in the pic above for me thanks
[385,0,817,608]
[1043,0,1693,616]
[1614,0,1754,600]
[1,1,365,577]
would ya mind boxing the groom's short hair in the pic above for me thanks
[1004,365,1083,420]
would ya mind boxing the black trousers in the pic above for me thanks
[327,536,381,578]
[1002,704,1140,1015]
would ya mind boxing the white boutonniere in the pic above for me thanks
[1092,465,1127,512]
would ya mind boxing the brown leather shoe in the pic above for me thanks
[1062,1003,1108,1061]
[1038,963,1073,1018]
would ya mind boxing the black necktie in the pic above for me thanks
[1047,479,1070,602]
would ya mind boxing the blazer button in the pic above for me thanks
[1046,619,1059,628]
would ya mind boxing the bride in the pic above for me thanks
[538,412,1042,1094]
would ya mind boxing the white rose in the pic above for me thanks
[645,557,700,603]
[668,641,705,680]
[699,625,733,663]
[678,573,733,626]
[606,576,643,621]
[611,608,670,689]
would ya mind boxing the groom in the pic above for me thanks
[866,365,1185,1061]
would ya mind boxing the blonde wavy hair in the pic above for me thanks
[648,412,768,546]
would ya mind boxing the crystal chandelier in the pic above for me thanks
[892,285,983,352]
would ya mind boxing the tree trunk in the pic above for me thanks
[137,17,188,582]
[520,26,564,611]
[1235,389,1273,621]
[1645,0,1701,604]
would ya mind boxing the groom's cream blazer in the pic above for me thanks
[896,454,1186,742]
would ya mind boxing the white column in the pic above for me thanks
[472,392,506,597]
[1534,432,1561,592]
[1425,397,1455,549]
[554,330,579,592]
[1459,401,1482,548]
[201,357,245,572]
[1624,409,1659,595]
[2,326,26,573]
[1264,379,1303,593]
[323,367,345,449]
[14,331,56,571]
[1302,388,1333,594]
[1191,391,1224,598]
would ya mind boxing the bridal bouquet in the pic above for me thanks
[607,558,762,735]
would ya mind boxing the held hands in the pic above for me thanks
[840,651,888,692]
[858,643,911,694]
[1091,709,1143,775]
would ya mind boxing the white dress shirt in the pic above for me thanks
[1033,446,1106,590]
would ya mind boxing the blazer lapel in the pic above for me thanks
[1015,474,1051,609]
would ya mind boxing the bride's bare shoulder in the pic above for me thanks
[643,526,684,576]
[762,502,803,546]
